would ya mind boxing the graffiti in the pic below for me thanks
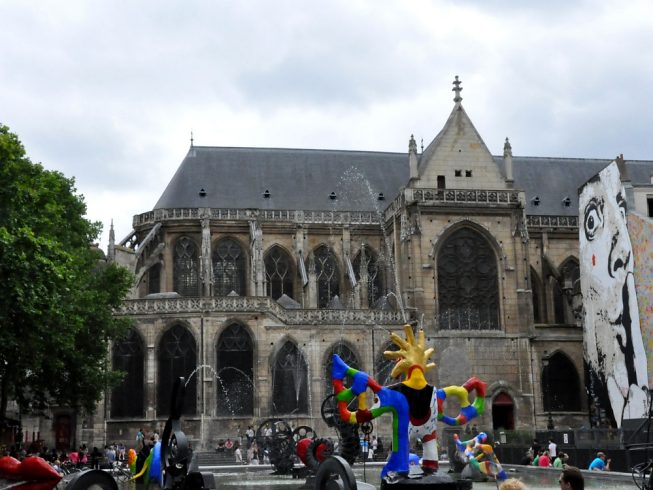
[627,211,653,390]
[579,162,649,427]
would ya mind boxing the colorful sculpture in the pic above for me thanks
[332,324,487,478]
[453,432,507,481]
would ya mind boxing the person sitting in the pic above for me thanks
[553,452,567,468]
[538,450,551,467]
[588,452,610,471]
[520,450,534,466]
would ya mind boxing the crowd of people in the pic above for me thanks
[519,439,611,472]
[1,441,129,476]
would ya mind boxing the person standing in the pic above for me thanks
[136,428,145,449]
[548,439,557,459]
[559,466,584,490]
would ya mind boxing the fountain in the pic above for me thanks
[327,324,487,489]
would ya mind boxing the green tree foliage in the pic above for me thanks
[0,124,133,418]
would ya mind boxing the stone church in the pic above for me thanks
[52,78,653,451]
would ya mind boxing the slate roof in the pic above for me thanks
[154,146,409,212]
[154,146,653,216]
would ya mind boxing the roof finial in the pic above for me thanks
[452,75,463,103]
[503,137,512,156]
[190,130,194,148]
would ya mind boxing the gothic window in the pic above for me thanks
[111,329,144,418]
[264,246,294,300]
[272,341,308,415]
[557,259,580,324]
[314,245,340,308]
[157,324,197,416]
[324,344,360,398]
[542,352,581,411]
[375,342,400,386]
[216,324,253,416]
[213,238,246,296]
[353,248,384,308]
[148,263,161,295]
[173,237,199,296]
[531,267,543,324]
[437,228,500,330]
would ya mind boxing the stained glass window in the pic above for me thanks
[324,344,360,398]
[213,238,246,296]
[272,341,308,415]
[542,352,581,411]
[375,341,400,386]
[314,245,340,308]
[216,324,253,416]
[173,237,199,296]
[111,329,144,418]
[264,246,294,300]
[437,228,499,330]
[157,324,197,416]
[353,248,384,308]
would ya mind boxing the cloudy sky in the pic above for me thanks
[2,0,652,248]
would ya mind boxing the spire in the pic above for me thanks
[190,130,194,148]
[409,134,418,154]
[452,75,463,103]
[409,134,419,181]
[503,137,512,157]
[108,219,116,262]
[503,137,514,185]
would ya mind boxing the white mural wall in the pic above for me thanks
[579,162,649,428]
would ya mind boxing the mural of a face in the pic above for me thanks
[579,162,649,427]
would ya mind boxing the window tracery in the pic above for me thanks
[437,228,499,330]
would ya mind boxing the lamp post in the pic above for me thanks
[542,356,554,431]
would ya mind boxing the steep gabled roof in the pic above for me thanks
[154,146,409,212]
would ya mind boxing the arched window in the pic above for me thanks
[148,263,161,295]
[542,352,581,412]
[314,245,340,308]
[324,344,360,398]
[157,324,197,416]
[353,247,384,308]
[216,324,253,416]
[264,246,294,300]
[173,237,199,296]
[531,267,543,324]
[374,341,400,387]
[213,238,246,296]
[492,392,515,430]
[437,228,500,330]
[272,341,308,415]
[111,329,144,418]
[554,259,580,324]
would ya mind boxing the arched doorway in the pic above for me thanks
[492,391,515,430]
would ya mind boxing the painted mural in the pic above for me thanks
[579,162,649,428]
[628,210,653,390]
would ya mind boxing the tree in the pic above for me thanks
[0,124,133,419]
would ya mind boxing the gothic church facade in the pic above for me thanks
[79,79,652,450]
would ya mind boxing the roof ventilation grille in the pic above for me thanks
[378,192,385,201]
[199,188,207,197]
[562,196,571,207]
[329,192,337,200]
[263,190,271,198]
[532,196,540,206]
